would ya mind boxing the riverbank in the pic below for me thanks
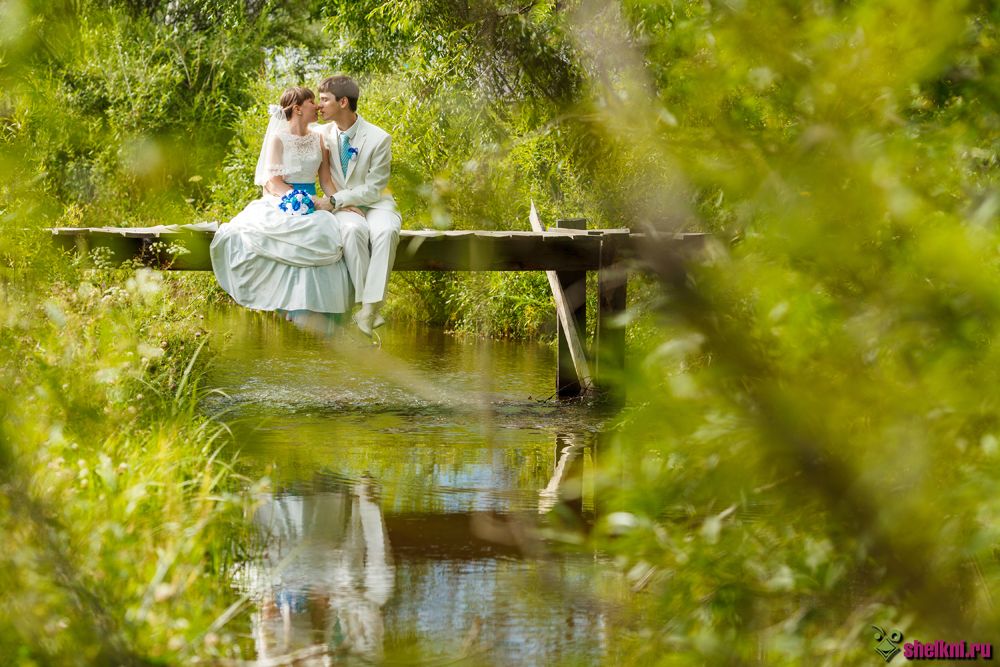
[0,255,253,663]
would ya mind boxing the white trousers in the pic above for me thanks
[339,207,401,304]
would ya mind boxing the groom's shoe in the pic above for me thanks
[368,301,385,330]
[352,312,373,337]
[353,304,375,337]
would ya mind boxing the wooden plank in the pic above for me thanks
[50,226,636,238]
[555,218,588,397]
[528,202,592,392]
[393,229,625,271]
[49,226,707,272]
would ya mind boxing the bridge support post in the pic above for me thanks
[555,218,589,398]
[596,235,627,405]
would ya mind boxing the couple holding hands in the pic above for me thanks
[210,75,400,337]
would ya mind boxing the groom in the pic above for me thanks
[316,74,401,335]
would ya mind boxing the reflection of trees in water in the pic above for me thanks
[248,477,394,663]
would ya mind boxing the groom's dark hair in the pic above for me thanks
[319,75,359,112]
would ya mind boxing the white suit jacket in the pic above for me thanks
[319,116,399,215]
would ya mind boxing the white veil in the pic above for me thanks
[253,104,294,188]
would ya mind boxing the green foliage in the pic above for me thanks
[575,1,1000,662]
[5,0,1000,663]
[2,0,332,235]
[320,0,1000,661]
[0,2,267,662]
[0,258,255,664]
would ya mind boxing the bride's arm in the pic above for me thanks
[266,176,293,196]
[265,137,293,196]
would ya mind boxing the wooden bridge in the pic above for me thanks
[51,220,706,401]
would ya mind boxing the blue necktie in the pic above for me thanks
[339,134,351,177]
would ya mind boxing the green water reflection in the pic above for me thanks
[205,308,620,664]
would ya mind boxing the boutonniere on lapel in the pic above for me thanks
[347,146,360,161]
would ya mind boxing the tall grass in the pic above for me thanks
[0,4,276,661]
[0,252,258,663]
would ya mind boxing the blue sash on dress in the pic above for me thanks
[289,183,316,195]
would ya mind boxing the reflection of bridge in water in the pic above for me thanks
[239,430,603,664]
[197,303,625,663]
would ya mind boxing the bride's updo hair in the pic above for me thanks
[278,86,314,120]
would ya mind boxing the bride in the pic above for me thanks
[211,86,360,331]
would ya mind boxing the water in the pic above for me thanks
[204,308,624,665]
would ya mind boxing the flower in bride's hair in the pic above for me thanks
[278,189,315,216]
[267,104,284,120]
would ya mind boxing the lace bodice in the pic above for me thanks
[267,131,322,184]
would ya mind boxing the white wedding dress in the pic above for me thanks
[210,130,352,314]
[243,485,394,661]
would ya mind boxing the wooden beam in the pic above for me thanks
[528,203,593,393]
[538,432,587,515]
[555,218,588,397]
[393,229,627,271]
[50,226,706,272]
[596,235,628,405]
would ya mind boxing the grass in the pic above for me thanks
[0,246,256,664]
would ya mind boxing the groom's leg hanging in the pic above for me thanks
[363,209,401,305]
[339,211,370,303]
